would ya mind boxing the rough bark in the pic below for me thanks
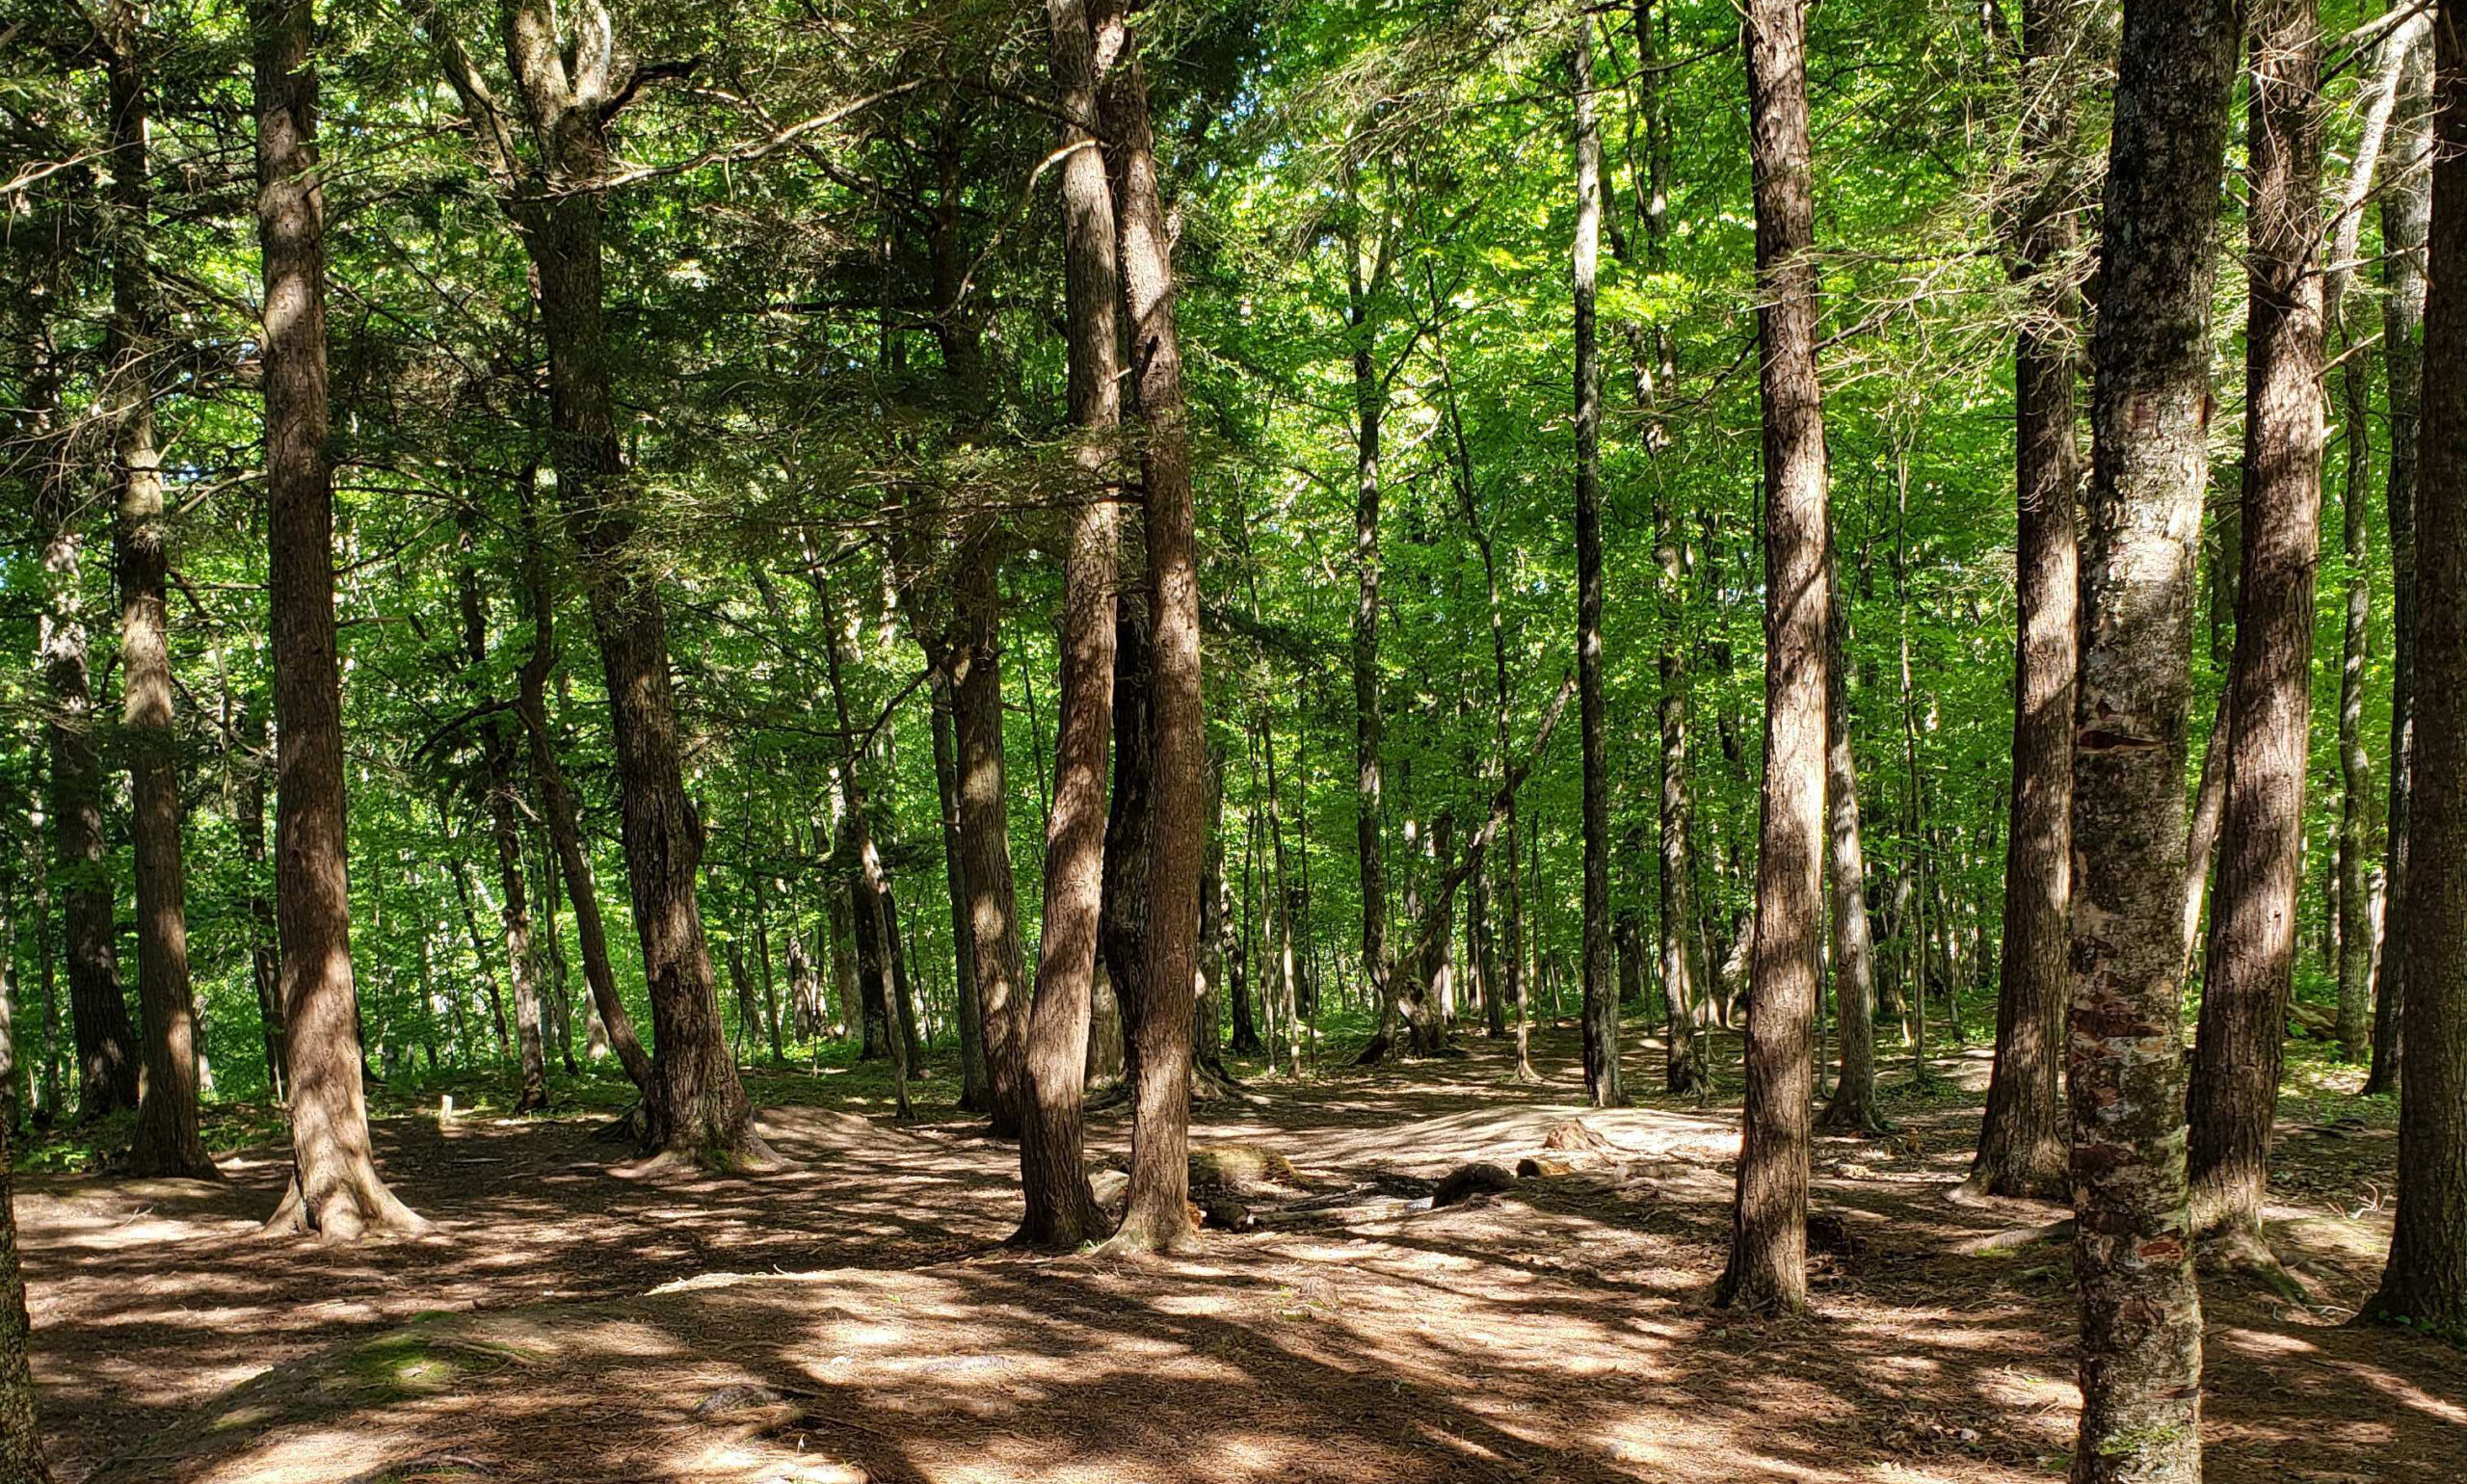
[1572,20,1620,1109]
[1018,0,1120,1250]
[2370,17,2433,1099]
[1819,542,1889,1137]
[2188,0,2325,1244]
[930,673,991,1112]
[954,553,1030,1135]
[1717,0,1829,1316]
[1971,0,2085,1197]
[103,4,216,1182]
[2364,0,2467,1341]
[0,1116,49,1480]
[2066,2,2237,1475]
[256,0,423,1235]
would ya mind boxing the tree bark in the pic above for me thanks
[103,3,216,1182]
[930,672,991,1111]
[1572,20,1621,1109]
[817,598,912,1121]
[255,0,422,1235]
[954,552,1031,1134]
[1018,0,1121,1249]
[1819,542,1889,1136]
[0,1117,49,1481]
[2066,1,2237,1475]
[2188,0,2326,1245]
[1718,0,1829,1316]
[1970,0,2085,1197]
[462,513,548,1112]
[2370,16,2434,1100]
[2364,0,2467,1341]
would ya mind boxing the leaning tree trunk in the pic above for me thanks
[105,11,217,1182]
[514,510,652,1095]
[1818,542,1888,1136]
[2365,0,2467,1342]
[1571,20,1621,1109]
[255,0,423,1236]
[1718,0,1828,1316]
[1017,0,1121,1250]
[2188,0,2326,1247]
[1970,0,2085,1199]
[2066,1,2239,1476]
[2370,17,2433,1099]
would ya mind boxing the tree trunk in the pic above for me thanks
[1018,0,1120,1249]
[1819,542,1889,1137]
[255,0,422,1234]
[2066,1,2237,1474]
[514,506,652,1095]
[230,701,285,1102]
[1718,0,1829,1316]
[0,1117,48,1481]
[2370,16,2434,1100]
[1572,20,1621,1110]
[462,513,548,1112]
[954,552,1031,1134]
[2188,0,2326,1245]
[103,10,215,1182]
[1969,0,2084,1197]
[930,673,990,1111]
[2364,0,2467,1341]
[817,599,912,1121]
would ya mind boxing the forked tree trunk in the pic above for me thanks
[1571,19,1620,1110]
[2365,0,2467,1341]
[2370,17,2433,1099]
[1017,0,1121,1250]
[1718,0,1829,1316]
[256,0,422,1236]
[2188,0,2326,1245]
[2066,1,2237,1475]
[1969,0,2084,1197]
[105,7,216,1182]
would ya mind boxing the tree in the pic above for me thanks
[954,552,1032,1137]
[1818,540,1887,1137]
[1016,0,1121,1250]
[1967,0,2086,1201]
[1718,0,1829,1316]
[256,0,424,1237]
[1571,15,1620,1110]
[2365,0,2467,1343]
[2188,0,2326,1249]
[0,1118,48,1481]
[2066,0,2240,1475]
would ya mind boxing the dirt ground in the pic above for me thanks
[17,1024,2464,1484]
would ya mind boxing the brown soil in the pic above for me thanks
[19,1025,2463,1483]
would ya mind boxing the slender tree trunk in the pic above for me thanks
[954,553,1031,1134]
[2370,16,2433,1099]
[1718,0,1828,1316]
[1819,542,1888,1136]
[462,514,548,1111]
[931,673,990,1111]
[1018,0,1121,1249]
[2188,0,2326,1245]
[2066,2,2238,1475]
[1096,5,1204,1250]
[513,513,649,1094]
[2364,0,2467,1340]
[255,0,422,1234]
[1970,0,2085,1197]
[1572,20,1620,1109]
[817,595,912,1121]
[103,8,215,1182]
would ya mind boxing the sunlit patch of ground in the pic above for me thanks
[18,1023,2463,1483]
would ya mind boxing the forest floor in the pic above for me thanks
[16,1020,2463,1484]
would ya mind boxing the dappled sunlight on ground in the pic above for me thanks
[16,1023,2464,1482]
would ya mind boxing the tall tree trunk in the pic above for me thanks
[230,700,285,1102]
[1572,19,1621,1109]
[817,599,912,1121]
[2188,0,2326,1246]
[954,552,1031,1134]
[1347,172,1398,1057]
[1970,0,2084,1198]
[255,0,422,1234]
[1718,0,1828,1315]
[2369,16,2433,1100]
[515,505,651,1094]
[2364,0,2467,1340]
[1018,0,1120,1249]
[2066,1,2238,1475]
[462,514,548,1112]
[29,297,139,1123]
[1097,6,1204,1250]
[1819,542,1888,1136]
[930,673,990,1111]
[0,1117,49,1481]
[104,4,215,1182]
